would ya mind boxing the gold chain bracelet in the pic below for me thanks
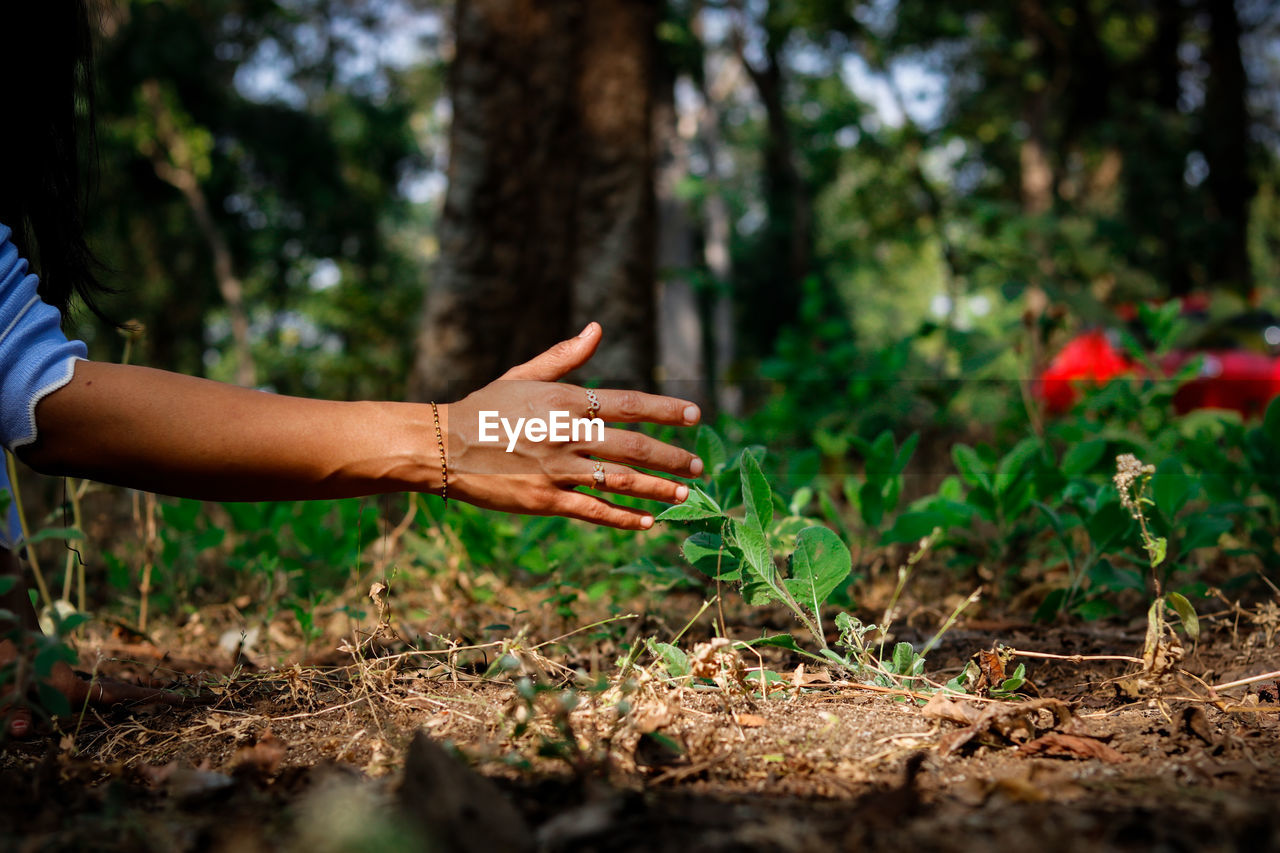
[431,401,447,504]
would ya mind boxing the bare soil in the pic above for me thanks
[4,591,1280,853]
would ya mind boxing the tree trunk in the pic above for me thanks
[739,32,811,356]
[409,0,657,402]
[1203,0,1254,294]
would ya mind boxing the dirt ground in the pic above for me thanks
[4,589,1280,853]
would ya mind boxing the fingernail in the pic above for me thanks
[690,457,704,477]
[683,405,699,424]
[675,484,689,502]
[641,515,654,529]
[578,322,595,338]
[11,718,29,736]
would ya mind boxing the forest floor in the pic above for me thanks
[4,578,1280,853]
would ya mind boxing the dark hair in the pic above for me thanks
[0,1,113,323]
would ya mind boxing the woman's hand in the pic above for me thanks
[22,322,698,528]
[444,322,703,529]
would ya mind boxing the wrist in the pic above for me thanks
[431,401,449,503]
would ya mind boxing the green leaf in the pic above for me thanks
[736,634,803,653]
[1034,501,1077,570]
[1148,536,1167,568]
[891,433,920,476]
[994,437,1041,497]
[1073,598,1119,621]
[25,527,83,546]
[656,483,723,522]
[952,444,991,492]
[1086,559,1145,592]
[1034,588,1067,622]
[1180,515,1232,552]
[820,648,848,666]
[818,490,851,542]
[890,642,919,676]
[681,532,723,565]
[681,532,740,581]
[741,577,780,606]
[695,426,728,475]
[870,430,895,466]
[1166,592,1200,642]
[1085,501,1131,552]
[740,450,773,531]
[0,575,15,596]
[1060,439,1107,477]
[647,640,691,679]
[789,486,813,517]
[881,511,948,545]
[733,518,777,592]
[33,641,77,678]
[783,527,852,615]
[858,479,885,528]
[1151,458,1195,519]
[37,682,72,718]
[1264,396,1280,447]
[999,478,1035,520]
[54,612,91,634]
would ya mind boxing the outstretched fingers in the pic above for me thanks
[552,491,655,530]
[588,388,701,427]
[587,427,703,479]
[572,458,690,504]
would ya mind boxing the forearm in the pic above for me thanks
[17,360,446,501]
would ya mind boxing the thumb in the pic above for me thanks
[500,322,601,381]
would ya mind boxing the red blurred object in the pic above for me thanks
[1039,330,1280,417]
[1038,330,1134,414]
[1168,350,1279,416]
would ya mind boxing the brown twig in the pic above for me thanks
[1007,648,1145,665]
[1210,668,1280,693]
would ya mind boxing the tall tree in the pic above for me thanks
[409,0,658,402]
[90,0,426,399]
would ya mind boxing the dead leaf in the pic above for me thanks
[734,713,768,728]
[790,667,833,688]
[631,702,676,734]
[689,637,733,679]
[230,731,286,776]
[1180,706,1216,746]
[937,698,1076,757]
[921,692,982,726]
[1016,732,1127,763]
[973,644,1011,692]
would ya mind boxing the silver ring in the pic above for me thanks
[585,388,601,420]
[592,460,606,487]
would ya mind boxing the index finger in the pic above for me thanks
[589,389,701,426]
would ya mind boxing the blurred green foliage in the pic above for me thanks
[56,1,1280,631]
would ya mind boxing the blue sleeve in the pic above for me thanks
[0,222,88,453]
[0,222,88,550]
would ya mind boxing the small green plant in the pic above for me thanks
[661,429,973,695]
[1113,453,1199,674]
[658,439,853,656]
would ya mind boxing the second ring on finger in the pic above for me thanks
[587,459,632,492]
